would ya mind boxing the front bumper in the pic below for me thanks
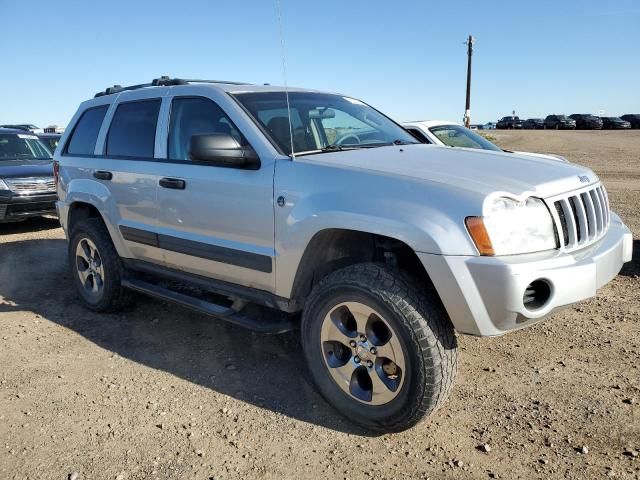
[0,192,57,221]
[419,212,633,336]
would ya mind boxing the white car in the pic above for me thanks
[403,120,568,162]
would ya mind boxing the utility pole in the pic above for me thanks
[463,35,474,128]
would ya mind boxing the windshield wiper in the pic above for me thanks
[295,141,413,157]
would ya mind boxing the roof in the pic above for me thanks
[0,127,36,135]
[92,76,326,99]
[36,132,62,138]
[402,120,459,128]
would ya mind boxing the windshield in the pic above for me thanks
[232,92,419,156]
[0,133,52,161]
[429,125,502,152]
[39,136,60,153]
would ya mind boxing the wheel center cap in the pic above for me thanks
[355,344,373,363]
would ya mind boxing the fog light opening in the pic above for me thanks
[523,279,552,311]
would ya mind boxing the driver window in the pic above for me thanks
[168,97,244,161]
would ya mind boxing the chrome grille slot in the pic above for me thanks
[547,183,610,252]
[5,177,56,194]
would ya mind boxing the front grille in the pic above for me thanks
[546,183,609,252]
[5,177,56,194]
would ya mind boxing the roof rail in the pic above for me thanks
[94,76,251,98]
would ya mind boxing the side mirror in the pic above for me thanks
[188,133,260,170]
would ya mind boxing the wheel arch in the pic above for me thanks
[66,199,127,258]
[289,228,438,309]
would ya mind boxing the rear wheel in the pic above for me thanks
[301,263,457,432]
[69,218,132,312]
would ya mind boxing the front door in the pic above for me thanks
[153,95,276,292]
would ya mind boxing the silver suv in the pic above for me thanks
[55,77,633,432]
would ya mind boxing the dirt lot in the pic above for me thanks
[1,130,638,480]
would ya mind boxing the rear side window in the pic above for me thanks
[66,105,108,155]
[107,99,161,158]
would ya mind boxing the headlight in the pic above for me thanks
[0,178,8,191]
[466,197,556,256]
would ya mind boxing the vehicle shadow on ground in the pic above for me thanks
[0,216,60,235]
[619,239,639,277]
[0,238,376,436]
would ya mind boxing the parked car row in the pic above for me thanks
[496,113,638,130]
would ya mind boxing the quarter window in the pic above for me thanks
[168,97,245,161]
[65,105,109,155]
[106,99,161,158]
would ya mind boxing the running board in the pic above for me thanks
[121,278,295,334]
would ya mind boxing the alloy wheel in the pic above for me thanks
[75,237,105,298]
[320,301,406,405]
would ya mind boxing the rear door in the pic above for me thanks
[152,90,276,292]
[91,89,167,264]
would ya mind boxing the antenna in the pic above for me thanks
[275,0,295,159]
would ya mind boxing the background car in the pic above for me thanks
[569,114,603,129]
[0,124,43,133]
[403,120,569,162]
[544,115,576,129]
[601,117,632,129]
[620,114,640,128]
[496,116,522,129]
[522,118,544,129]
[0,128,56,223]
[37,133,62,154]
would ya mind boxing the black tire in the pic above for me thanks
[68,217,132,312]
[301,263,457,432]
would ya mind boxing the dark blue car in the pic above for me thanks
[0,128,57,223]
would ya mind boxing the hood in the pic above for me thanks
[0,159,53,179]
[300,144,598,198]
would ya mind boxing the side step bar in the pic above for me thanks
[121,278,295,334]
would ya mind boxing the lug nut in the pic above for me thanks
[354,356,361,364]
[366,360,373,368]
[359,334,366,342]
[349,340,356,347]
[370,347,377,355]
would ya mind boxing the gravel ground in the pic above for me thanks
[0,130,638,480]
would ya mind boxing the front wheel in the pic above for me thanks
[301,263,457,432]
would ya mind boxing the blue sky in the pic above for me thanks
[1,0,639,127]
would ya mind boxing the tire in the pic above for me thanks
[68,217,132,312]
[301,263,457,432]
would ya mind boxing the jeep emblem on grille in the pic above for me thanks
[578,175,590,184]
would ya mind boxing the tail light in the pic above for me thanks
[53,160,59,185]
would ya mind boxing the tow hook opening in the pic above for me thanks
[523,279,552,311]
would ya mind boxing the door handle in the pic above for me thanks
[93,170,113,180]
[159,177,186,190]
